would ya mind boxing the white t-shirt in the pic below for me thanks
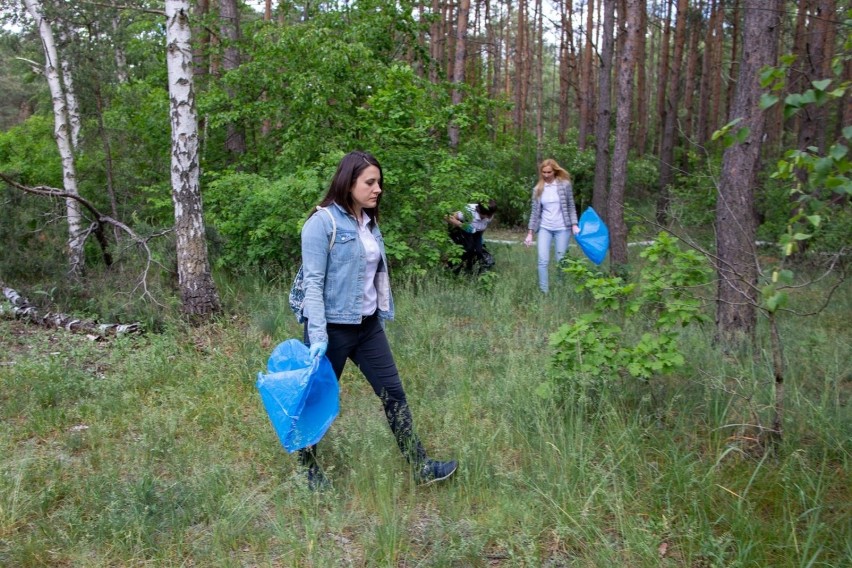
[456,204,493,232]
[540,183,566,230]
[357,212,381,316]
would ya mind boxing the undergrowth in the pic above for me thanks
[1,237,849,566]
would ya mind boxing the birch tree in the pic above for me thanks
[22,0,85,276]
[165,0,221,318]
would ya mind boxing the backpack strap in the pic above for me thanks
[316,206,336,251]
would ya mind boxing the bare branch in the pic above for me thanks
[73,0,165,16]
[0,173,170,306]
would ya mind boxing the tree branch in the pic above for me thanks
[0,173,170,306]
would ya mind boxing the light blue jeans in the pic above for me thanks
[536,227,570,293]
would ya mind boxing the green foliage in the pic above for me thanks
[712,117,750,148]
[0,115,62,185]
[757,67,851,313]
[203,169,325,273]
[538,139,597,210]
[549,232,711,394]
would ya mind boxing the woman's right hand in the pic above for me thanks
[524,233,533,247]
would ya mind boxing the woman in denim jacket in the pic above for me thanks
[523,158,580,293]
[299,151,457,489]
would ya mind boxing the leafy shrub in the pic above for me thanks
[548,232,711,400]
[203,169,324,273]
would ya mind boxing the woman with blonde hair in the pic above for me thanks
[523,159,580,293]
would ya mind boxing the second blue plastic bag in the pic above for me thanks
[575,207,610,265]
[256,339,339,453]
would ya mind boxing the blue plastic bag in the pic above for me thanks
[575,207,610,265]
[256,339,339,452]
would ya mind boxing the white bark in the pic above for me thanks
[23,0,85,276]
[111,16,129,83]
[165,0,221,317]
[58,30,81,149]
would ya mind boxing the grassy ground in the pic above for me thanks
[1,240,850,567]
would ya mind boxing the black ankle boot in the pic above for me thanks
[298,445,330,491]
[384,401,458,484]
[415,459,459,485]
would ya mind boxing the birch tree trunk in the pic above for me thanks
[714,0,782,345]
[57,29,81,150]
[608,0,640,267]
[22,0,85,277]
[165,0,222,319]
[111,16,129,84]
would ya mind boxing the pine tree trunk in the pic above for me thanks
[578,0,595,150]
[430,0,442,84]
[592,0,615,220]
[514,0,529,135]
[634,0,648,155]
[714,0,782,346]
[558,0,572,143]
[166,0,222,319]
[655,0,673,155]
[219,0,246,156]
[725,0,740,121]
[708,0,723,135]
[656,0,688,225]
[448,0,470,149]
[609,0,640,267]
[681,1,701,149]
[797,0,836,158]
[535,0,544,157]
[696,0,716,145]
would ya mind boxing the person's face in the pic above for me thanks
[351,165,382,214]
[541,166,555,182]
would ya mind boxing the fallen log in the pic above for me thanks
[1,284,142,337]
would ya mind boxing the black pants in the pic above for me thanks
[449,228,486,273]
[300,313,427,467]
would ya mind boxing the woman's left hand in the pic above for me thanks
[572,225,580,235]
[309,341,328,360]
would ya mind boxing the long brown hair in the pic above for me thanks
[534,158,571,198]
[316,150,383,222]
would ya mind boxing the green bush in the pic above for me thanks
[203,169,324,274]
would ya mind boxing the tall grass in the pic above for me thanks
[1,239,850,566]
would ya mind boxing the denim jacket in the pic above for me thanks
[301,202,394,345]
[527,179,579,232]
